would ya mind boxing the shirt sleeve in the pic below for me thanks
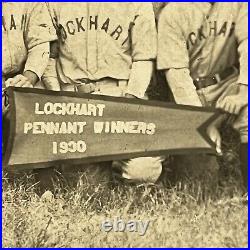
[25,3,57,49]
[126,61,153,98]
[166,68,203,106]
[24,2,57,78]
[131,3,157,62]
[235,2,248,86]
[157,5,189,70]
[24,43,50,79]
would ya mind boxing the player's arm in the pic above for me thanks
[157,5,202,107]
[166,68,203,106]
[41,3,61,91]
[216,3,248,114]
[125,3,156,99]
[5,43,50,88]
[42,41,61,91]
[24,3,57,85]
[125,62,153,99]
[6,3,57,88]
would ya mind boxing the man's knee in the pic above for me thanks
[112,157,163,183]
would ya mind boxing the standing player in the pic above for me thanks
[44,2,164,184]
[157,2,248,188]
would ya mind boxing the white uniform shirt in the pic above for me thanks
[46,2,157,84]
[2,2,56,79]
[157,2,248,85]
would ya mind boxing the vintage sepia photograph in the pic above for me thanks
[2,1,248,248]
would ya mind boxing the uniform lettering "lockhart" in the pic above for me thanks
[57,16,126,41]
[2,14,28,31]
[187,21,235,50]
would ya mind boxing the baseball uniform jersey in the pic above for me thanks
[46,2,157,84]
[157,2,247,85]
[2,2,56,80]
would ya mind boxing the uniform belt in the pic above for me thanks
[75,81,97,93]
[74,77,120,93]
[193,66,237,90]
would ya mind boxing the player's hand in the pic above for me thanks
[207,124,222,156]
[216,84,248,115]
[5,74,34,88]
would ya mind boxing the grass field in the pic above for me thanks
[2,152,248,248]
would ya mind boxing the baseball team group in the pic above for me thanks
[2,2,248,193]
